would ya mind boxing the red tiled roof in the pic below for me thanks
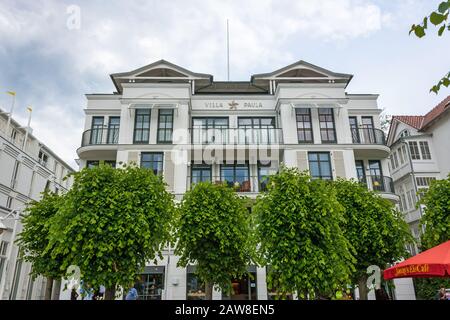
[392,95,450,131]
[391,115,424,130]
[421,95,450,130]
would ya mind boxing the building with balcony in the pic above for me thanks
[387,95,450,255]
[71,59,414,300]
[0,109,75,300]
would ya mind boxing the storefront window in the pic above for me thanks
[186,267,206,300]
[134,266,165,300]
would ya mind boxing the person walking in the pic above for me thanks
[125,287,138,300]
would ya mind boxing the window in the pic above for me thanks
[157,109,174,143]
[220,164,251,192]
[191,164,212,185]
[416,177,436,187]
[133,267,165,300]
[409,142,420,160]
[107,117,120,144]
[38,150,48,167]
[90,116,104,145]
[393,151,399,169]
[238,117,276,144]
[86,160,99,169]
[369,160,384,192]
[192,118,229,144]
[400,129,410,138]
[44,180,51,192]
[104,160,116,168]
[401,145,408,163]
[296,109,313,143]
[407,190,414,209]
[349,117,360,143]
[258,161,278,191]
[419,141,431,160]
[134,109,151,144]
[308,152,332,180]
[355,160,366,184]
[398,147,404,164]
[401,193,408,211]
[141,153,164,175]
[318,108,336,143]
[186,266,205,300]
[0,241,9,285]
[390,156,396,171]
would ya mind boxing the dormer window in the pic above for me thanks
[400,130,410,138]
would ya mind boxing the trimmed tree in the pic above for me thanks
[254,167,355,299]
[16,191,65,300]
[334,179,412,300]
[175,182,254,300]
[419,174,450,249]
[48,164,175,300]
[415,174,450,300]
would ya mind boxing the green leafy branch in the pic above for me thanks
[410,1,450,93]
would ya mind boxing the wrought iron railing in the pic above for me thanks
[186,175,273,193]
[81,127,119,147]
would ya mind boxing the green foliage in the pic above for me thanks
[410,1,450,94]
[254,167,355,298]
[47,164,175,291]
[419,174,450,250]
[16,191,65,279]
[174,182,254,295]
[414,278,450,300]
[333,179,412,283]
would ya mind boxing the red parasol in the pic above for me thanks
[384,240,450,280]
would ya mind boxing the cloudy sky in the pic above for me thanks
[0,0,449,168]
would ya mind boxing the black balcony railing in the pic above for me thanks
[351,128,386,145]
[187,176,272,193]
[359,175,395,194]
[81,127,119,147]
[190,127,283,145]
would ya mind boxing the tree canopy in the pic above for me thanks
[174,182,254,299]
[419,174,450,250]
[47,164,175,299]
[333,179,412,299]
[254,167,355,299]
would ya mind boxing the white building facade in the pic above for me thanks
[0,109,74,300]
[387,96,450,254]
[72,59,415,300]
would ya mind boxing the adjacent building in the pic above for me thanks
[387,95,450,254]
[71,59,415,300]
[0,109,74,300]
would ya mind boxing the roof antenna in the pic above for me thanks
[227,19,230,81]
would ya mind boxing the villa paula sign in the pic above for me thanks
[204,100,264,110]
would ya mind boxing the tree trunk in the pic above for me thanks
[358,276,369,300]
[104,286,116,300]
[205,282,213,300]
[44,277,54,300]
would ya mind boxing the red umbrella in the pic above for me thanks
[384,240,450,280]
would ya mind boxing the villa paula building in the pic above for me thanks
[0,109,74,300]
[68,59,416,300]
[387,95,450,255]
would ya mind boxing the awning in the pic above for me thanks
[383,240,450,280]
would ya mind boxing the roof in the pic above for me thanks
[391,115,424,130]
[421,95,450,130]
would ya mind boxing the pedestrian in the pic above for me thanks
[438,286,447,300]
[70,288,79,300]
[125,287,138,300]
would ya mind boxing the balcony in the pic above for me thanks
[190,127,283,145]
[351,128,386,145]
[81,127,119,147]
[359,175,395,194]
[186,176,270,193]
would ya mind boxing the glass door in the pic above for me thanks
[107,117,120,144]
[369,160,384,191]
[192,118,229,144]
[238,118,276,144]
[223,272,257,300]
[349,117,360,143]
[355,160,366,184]
[90,117,104,144]
[361,117,375,144]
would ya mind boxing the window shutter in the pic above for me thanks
[297,151,308,172]
[333,151,346,178]
[164,151,175,191]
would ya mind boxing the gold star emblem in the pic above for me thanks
[228,100,239,110]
